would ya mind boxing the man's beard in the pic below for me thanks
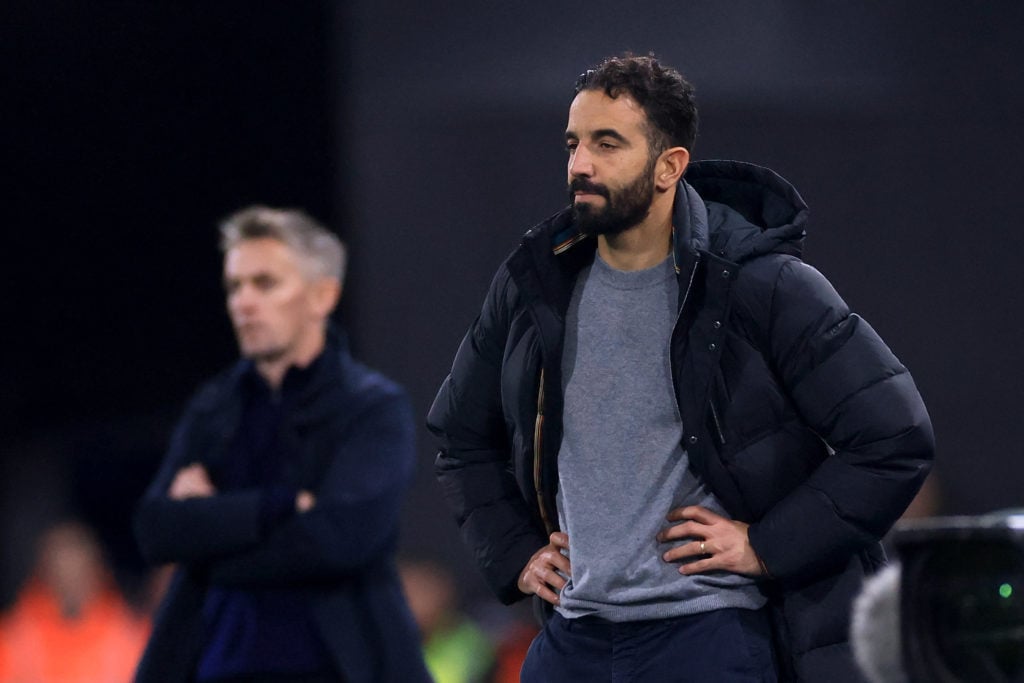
[568,155,657,237]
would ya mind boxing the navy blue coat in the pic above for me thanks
[427,160,934,681]
[134,333,431,683]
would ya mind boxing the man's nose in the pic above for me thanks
[568,146,594,178]
[229,285,257,314]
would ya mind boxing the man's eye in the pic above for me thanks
[565,142,578,153]
[254,276,277,291]
[599,142,616,150]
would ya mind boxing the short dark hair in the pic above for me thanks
[574,54,698,154]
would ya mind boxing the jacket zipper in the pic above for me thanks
[669,253,701,419]
[533,368,555,534]
[710,400,727,445]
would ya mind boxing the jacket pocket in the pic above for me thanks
[708,367,731,446]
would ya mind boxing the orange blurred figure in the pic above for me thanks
[0,520,149,683]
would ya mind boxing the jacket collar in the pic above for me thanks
[194,324,352,424]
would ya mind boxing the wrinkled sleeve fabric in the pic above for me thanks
[745,258,934,584]
[427,265,548,604]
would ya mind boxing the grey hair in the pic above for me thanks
[218,205,347,284]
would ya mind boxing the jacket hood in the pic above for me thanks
[684,160,809,263]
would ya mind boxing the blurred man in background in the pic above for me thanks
[428,55,933,681]
[134,207,430,683]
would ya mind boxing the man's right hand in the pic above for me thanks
[517,532,571,606]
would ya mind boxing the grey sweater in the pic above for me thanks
[555,253,764,622]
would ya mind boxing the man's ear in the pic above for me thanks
[655,146,690,191]
[311,277,342,318]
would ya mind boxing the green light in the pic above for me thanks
[999,583,1013,599]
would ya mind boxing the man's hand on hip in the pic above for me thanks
[517,532,571,606]
[658,505,765,577]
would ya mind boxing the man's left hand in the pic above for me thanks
[169,463,216,500]
[657,505,764,576]
[296,490,316,512]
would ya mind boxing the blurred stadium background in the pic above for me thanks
[4,1,1023,661]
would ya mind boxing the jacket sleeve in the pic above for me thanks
[134,397,265,565]
[205,391,417,586]
[427,265,549,604]
[745,259,934,584]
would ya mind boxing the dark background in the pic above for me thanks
[4,1,1023,606]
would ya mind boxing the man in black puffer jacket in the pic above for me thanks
[428,55,933,682]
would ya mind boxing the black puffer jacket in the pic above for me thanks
[427,160,933,681]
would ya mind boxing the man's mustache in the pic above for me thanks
[568,178,610,198]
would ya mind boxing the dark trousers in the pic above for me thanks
[521,607,777,683]
[206,674,341,683]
